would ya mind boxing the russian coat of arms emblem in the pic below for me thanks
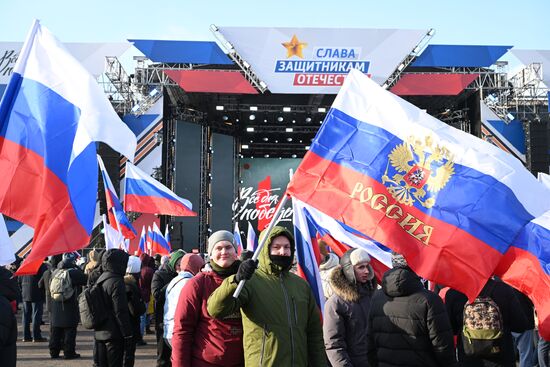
[382,135,455,209]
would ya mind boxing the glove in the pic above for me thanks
[239,250,254,262]
[235,259,258,283]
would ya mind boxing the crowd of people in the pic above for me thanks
[0,225,548,367]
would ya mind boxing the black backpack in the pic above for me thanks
[79,280,108,330]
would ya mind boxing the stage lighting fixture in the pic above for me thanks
[210,24,219,32]
[318,107,326,113]
[292,120,296,124]
[412,46,420,54]
[275,140,279,143]
[277,116,284,122]
[222,115,229,121]
[305,146,310,150]
[506,113,515,121]
[236,118,240,122]
[149,88,159,97]
[382,82,388,89]
[216,105,224,111]
[249,114,256,121]
[319,120,323,124]
[263,119,267,123]
[264,154,270,158]
[250,106,258,111]
[397,63,405,71]
[259,81,268,89]
[305,117,312,123]
[241,144,249,149]
[287,137,293,142]
[299,140,303,143]
[283,107,291,112]
[286,128,293,132]
[427,28,435,36]
[249,140,253,143]
[131,105,140,113]
[263,137,269,141]
[246,127,254,132]
[292,154,297,158]
[242,60,250,69]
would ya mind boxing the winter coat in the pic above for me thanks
[208,226,326,367]
[324,265,373,367]
[151,266,177,327]
[367,267,456,367]
[139,253,155,302]
[124,274,146,341]
[172,270,244,367]
[38,256,62,312]
[445,279,530,367]
[19,262,47,302]
[50,260,87,328]
[163,271,194,344]
[319,253,339,300]
[0,267,18,359]
[94,249,133,341]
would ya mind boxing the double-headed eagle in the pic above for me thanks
[382,135,455,209]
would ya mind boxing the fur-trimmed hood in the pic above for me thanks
[329,265,362,303]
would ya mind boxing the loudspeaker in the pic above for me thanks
[526,118,550,175]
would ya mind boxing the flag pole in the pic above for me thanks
[233,192,289,298]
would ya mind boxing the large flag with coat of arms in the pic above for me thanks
[287,68,550,339]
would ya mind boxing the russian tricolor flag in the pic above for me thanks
[234,222,243,256]
[124,161,197,217]
[0,20,136,274]
[287,69,550,338]
[98,155,137,239]
[137,226,146,256]
[246,221,257,251]
[150,222,170,255]
[293,197,325,312]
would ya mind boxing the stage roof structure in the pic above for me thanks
[412,45,512,67]
[129,39,233,64]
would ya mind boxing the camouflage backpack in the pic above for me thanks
[462,282,503,357]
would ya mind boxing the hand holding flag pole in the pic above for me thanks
[233,193,289,298]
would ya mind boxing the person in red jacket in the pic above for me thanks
[171,230,244,367]
[139,253,155,337]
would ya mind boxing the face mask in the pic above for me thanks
[270,255,293,269]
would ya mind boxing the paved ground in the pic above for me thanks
[16,312,158,367]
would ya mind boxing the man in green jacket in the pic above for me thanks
[207,226,326,367]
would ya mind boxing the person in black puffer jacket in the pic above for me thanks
[0,266,19,367]
[367,252,456,367]
[94,249,133,367]
[124,255,146,367]
[324,248,376,366]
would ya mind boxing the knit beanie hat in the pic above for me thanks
[207,230,236,256]
[169,250,185,271]
[391,251,408,268]
[126,255,142,274]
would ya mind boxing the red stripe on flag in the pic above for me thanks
[125,194,197,217]
[0,138,90,275]
[495,246,550,340]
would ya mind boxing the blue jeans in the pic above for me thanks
[22,301,43,340]
[513,330,536,367]
[139,302,148,336]
[539,335,550,367]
